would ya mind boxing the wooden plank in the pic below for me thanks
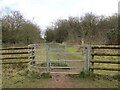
[86,46,91,71]
[90,60,120,64]
[1,52,28,55]
[1,57,28,60]
[92,53,120,56]
[91,46,120,49]
[1,61,30,64]
[0,47,33,50]
[90,67,120,71]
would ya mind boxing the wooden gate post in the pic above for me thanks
[46,45,50,72]
[86,45,91,72]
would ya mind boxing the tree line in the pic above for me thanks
[1,10,42,46]
[45,13,119,45]
[1,10,119,46]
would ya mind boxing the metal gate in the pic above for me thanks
[28,43,90,74]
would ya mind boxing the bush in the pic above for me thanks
[41,73,52,79]
[79,71,96,79]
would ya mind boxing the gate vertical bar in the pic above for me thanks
[86,45,91,72]
[46,45,49,72]
[82,45,85,70]
[64,44,67,64]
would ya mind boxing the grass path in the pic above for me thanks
[4,73,118,88]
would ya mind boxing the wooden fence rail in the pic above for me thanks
[1,52,28,55]
[1,57,28,60]
[90,45,120,72]
[90,67,120,71]
[2,61,30,64]
[92,53,120,56]
[90,60,120,64]
[91,46,120,49]
[0,47,33,50]
[0,46,33,64]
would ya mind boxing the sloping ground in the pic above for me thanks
[3,73,118,88]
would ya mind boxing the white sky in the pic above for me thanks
[0,0,119,31]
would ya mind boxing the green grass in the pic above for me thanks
[2,68,52,88]
[3,70,119,88]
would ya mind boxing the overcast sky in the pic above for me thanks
[0,0,119,31]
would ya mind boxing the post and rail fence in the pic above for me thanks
[0,47,32,64]
[90,45,120,72]
[0,44,120,73]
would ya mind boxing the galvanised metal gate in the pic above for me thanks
[28,43,90,74]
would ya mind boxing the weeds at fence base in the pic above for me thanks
[68,71,102,80]
[19,69,52,79]
[41,73,52,78]
[95,73,120,82]
[67,71,96,80]
[112,74,120,81]
[68,70,119,82]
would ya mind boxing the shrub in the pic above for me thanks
[79,71,96,79]
[41,73,52,79]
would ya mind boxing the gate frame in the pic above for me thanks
[28,43,91,74]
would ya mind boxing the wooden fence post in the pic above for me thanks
[91,47,94,72]
[31,44,35,65]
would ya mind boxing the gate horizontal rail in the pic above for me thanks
[50,67,83,69]
[32,60,84,62]
[35,48,65,51]
[35,52,83,55]
[29,65,84,69]
[31,66,47,69]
